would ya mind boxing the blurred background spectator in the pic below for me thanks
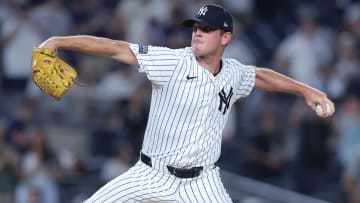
[244,110,289,183]
[342,152,360,203]
[0,0,359,202]
[1,3,43,92]
[14,127,60,203]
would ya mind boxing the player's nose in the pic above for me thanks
[193,29,202,37]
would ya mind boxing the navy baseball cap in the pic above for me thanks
[182,4,233,33]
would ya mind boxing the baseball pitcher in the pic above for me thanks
[33,4,335,203]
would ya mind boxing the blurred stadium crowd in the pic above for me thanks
[0,0,360,202]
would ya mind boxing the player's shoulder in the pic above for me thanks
[148,45,186,55]
[183,47,195,57]
[130,43,188,56]
[222,57,249,68]
[172,47,197,60]
[222,58,256,77]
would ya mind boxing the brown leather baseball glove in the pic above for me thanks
[31,47,78,100]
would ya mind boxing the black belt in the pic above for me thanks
[140,152,203,179]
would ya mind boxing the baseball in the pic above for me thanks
[316,104,331,117]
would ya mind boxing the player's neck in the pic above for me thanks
[196,55,222,75]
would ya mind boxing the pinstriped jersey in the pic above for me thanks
[129,44,256,168]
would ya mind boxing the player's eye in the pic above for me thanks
[192,24,217,33]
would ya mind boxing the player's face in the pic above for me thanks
[191,23,231,57]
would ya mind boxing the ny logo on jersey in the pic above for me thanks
[197,6,208,16]
[218,87,233,115]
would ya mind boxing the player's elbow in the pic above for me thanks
[111,40,138,66]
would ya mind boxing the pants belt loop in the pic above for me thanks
[140,152,152,167]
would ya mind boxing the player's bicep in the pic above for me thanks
[111,41,139,66]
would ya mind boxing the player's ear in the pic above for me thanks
[221,31,232,46]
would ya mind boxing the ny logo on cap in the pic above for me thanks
[198,6,208,16]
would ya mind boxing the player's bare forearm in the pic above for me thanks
[255,67,335,117]
[255,68,310,95]
[39,35,138,66]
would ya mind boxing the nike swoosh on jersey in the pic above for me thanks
[186,75,198,80]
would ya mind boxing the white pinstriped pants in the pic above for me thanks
[84,161,233,203]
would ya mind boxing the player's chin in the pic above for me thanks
[192,45,205,56]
